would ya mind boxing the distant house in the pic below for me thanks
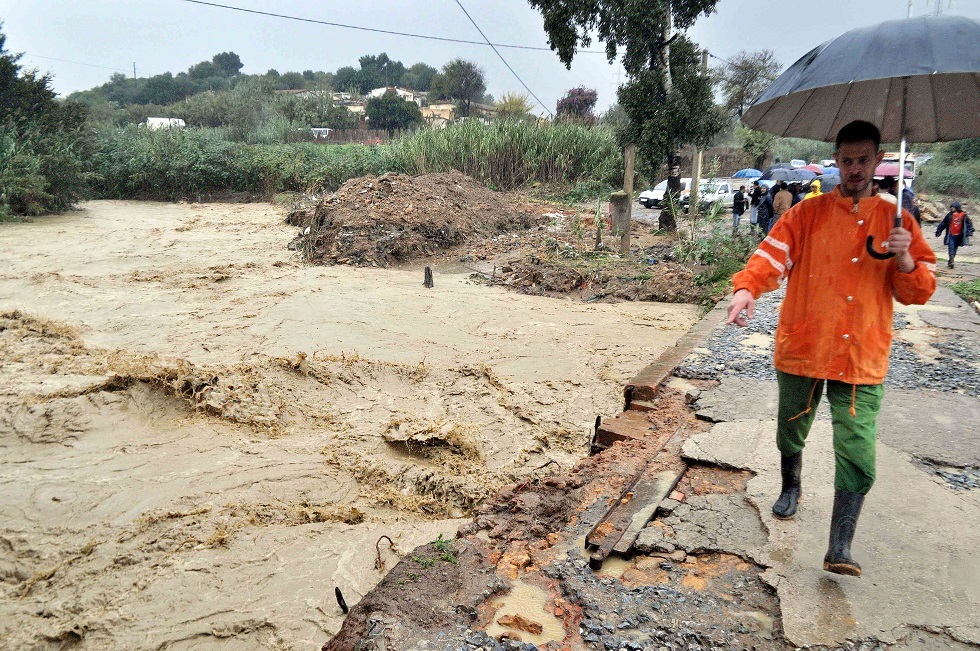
[142,117,186,129]
[310,128,332,139]
[367,86,424,106]
[422,103,456,124]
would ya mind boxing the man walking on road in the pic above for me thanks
[725,121,936,577]
[732,185,748,234]
[935,200,973,269]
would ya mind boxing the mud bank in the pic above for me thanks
[0,201,701,649]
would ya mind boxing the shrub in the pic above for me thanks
[89,126,401,199]
[917,160,980,199]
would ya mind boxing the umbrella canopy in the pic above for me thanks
[815,173,841,193]
[742,15,980,143]
[803,164,825,174]
[733,168,763,179]
[874,162,913,177]
[762,168,818,182]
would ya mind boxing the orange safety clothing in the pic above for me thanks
[732,189,936,385]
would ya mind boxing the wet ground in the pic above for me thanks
[322,229,980,651]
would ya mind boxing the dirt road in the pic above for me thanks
[0,201,701,650]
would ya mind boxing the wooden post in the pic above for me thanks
[623,144,635,254]
[689,50,710,221]
[691,149,703,220]
[610,191,631,255]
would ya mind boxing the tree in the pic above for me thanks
[736,124,776,170]
[431,59,486,117]
[0,22,90,216]
[212,51,243,76]
[528,0,724,231]
[495,92,535,120]
[334,66,359,94]
[556,86,598,123]
[365,91,423,135]
[401,62,437,91]
[277,71,306,90]
[188,60,222,80]
[715,49,780,117]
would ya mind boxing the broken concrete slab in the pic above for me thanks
[684,420,980,648]
[693,377,980,467]
[635,492,769,565]
[898,286,980,334]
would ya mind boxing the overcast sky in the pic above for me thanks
[2,0,978,115]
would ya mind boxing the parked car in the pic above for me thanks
[790,159,807,168]
[638,178,692,209]
[681,180,738,212]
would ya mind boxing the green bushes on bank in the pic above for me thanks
[89,126,399,199]
[389,119,621,190]
[917,137,980,199]
[85,120,622,200]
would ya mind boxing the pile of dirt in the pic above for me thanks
[490,258,704,304]
[289,171,540,267]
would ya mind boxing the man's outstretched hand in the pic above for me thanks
[727,288,755,327]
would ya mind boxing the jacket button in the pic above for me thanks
[851,257,859,263]
[839,372,844,377]
[847,296,853,301]
[857,220,864,225]
[843,334,850,339]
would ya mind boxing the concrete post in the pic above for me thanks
[610,191,631,255]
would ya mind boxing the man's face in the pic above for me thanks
[835,140,884,197]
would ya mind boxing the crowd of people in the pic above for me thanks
[731,174,937,237]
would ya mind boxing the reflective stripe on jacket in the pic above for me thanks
[732,190,936,385]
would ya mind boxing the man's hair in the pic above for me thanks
[835,120,882,150]
[780,182,788,189]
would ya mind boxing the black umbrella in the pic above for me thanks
[815,173,841,193]
[762,168,817,183]
[742,14,980,258]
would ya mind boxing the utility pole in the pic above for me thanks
[689,49,709,221]
[133,63,136,79]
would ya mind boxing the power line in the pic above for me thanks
[21,52,132,75]
[180,0,603,54]
[452,0,554,117]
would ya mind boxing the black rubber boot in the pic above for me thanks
[823,489,865,577]
[772,451,803,520]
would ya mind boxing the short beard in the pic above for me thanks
[839,179,871,198]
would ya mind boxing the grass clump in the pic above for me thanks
[949,279,980,305]
[674,223,759,296]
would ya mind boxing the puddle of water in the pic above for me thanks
[729,610,774,639]
[485,579,566,645]
[739,333,773,349]
[594,554,633,579]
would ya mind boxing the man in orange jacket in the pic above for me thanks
[726,120,936,577]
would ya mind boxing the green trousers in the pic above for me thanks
[776,370,883,494]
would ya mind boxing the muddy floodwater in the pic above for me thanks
[0,201,701,650]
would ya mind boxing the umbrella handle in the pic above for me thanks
[866,235,895,260]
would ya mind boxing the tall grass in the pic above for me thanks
[86,120,623,200]
[90,126,399,199]
[389,120,622,190]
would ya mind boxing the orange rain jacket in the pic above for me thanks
[732,190,936,385]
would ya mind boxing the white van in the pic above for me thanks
[683,180,738,211]
[638,178,692,209]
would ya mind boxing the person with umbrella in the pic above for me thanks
[935,200,974,269]
[726,120,936,577]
